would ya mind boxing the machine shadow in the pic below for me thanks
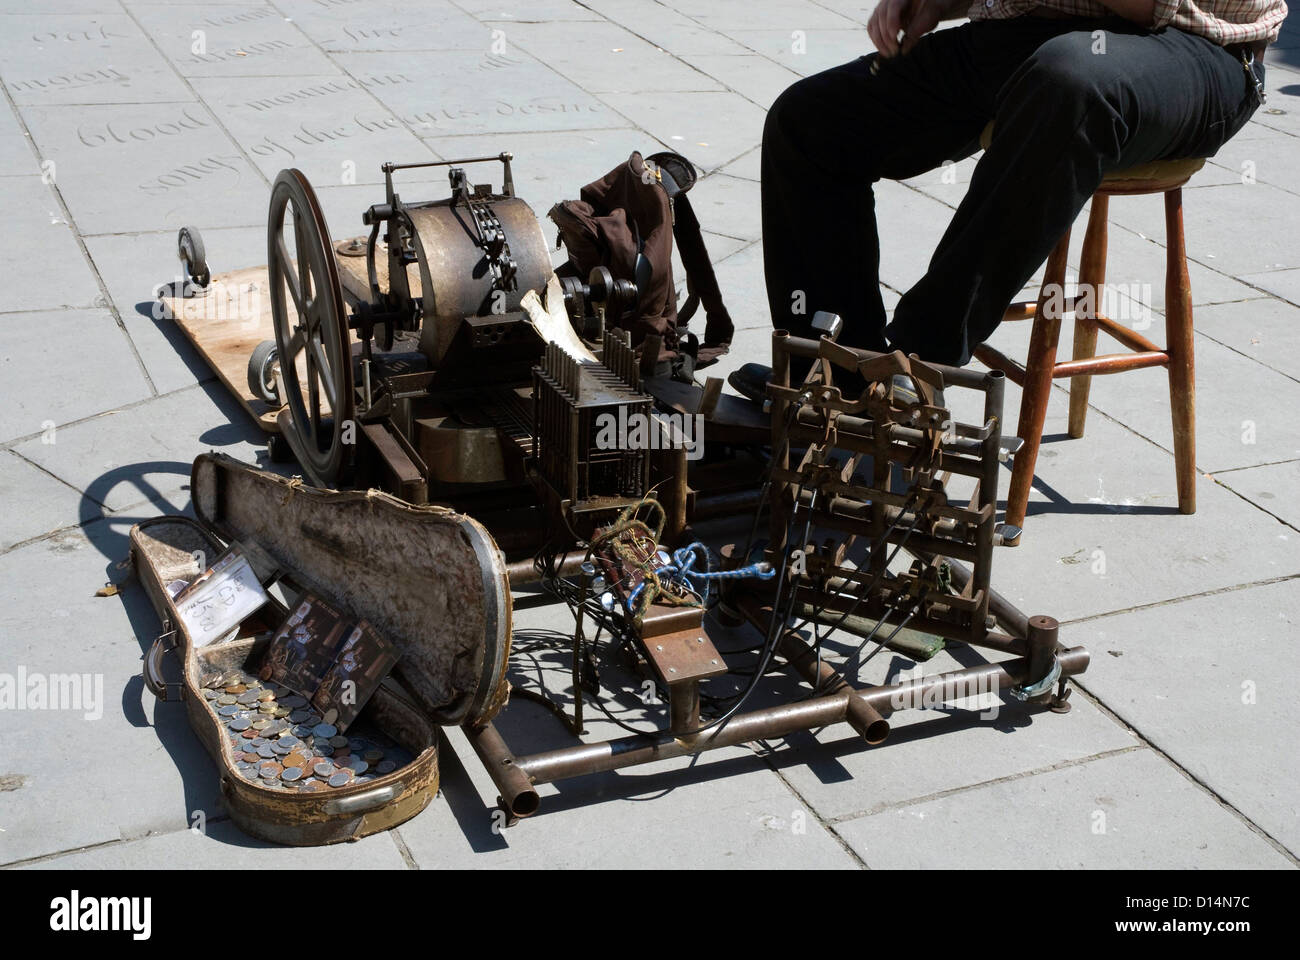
[78,434,279,846]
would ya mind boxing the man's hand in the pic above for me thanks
[868,0,967,58]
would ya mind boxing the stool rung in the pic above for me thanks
[1084,313,1164,355]
[1053,351,1168,378]
[1004,301,1038,321]
[972,344,1025,387]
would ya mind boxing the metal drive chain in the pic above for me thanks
[467,194,518,292]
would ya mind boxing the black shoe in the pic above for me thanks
[729,364,945,408]
[728,362,772,405]
[890,373,945,409]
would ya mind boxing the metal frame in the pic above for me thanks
[462,333,1086,822]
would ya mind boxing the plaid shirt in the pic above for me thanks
[968,0,1289,45]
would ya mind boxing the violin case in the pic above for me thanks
[130,452,512,845]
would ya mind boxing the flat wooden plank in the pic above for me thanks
[160,265,281,432]
[161,263,341,433]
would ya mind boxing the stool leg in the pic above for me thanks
[1164,187,1196,514]
[1068,196,1108,439]
[1006,230,1071,530]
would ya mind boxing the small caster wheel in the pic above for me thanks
[247,339,280,403]
[267,432,295,464]
[177,226,210,290]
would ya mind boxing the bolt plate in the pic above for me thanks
[640,627,728,686]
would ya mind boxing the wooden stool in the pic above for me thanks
[972,125,1206,534]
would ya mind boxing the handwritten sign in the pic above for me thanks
[175,547,269,647]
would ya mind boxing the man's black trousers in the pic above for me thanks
[761,17,1262,367]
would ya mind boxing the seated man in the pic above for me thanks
[733,0,1285,398]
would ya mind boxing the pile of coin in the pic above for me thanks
[199,668,414,793]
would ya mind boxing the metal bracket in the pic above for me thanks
[1011,656,1061,701]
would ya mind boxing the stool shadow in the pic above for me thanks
[999,435,1181,518]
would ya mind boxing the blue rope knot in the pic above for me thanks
[623,542,776,615]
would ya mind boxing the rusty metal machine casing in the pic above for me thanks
[403,195,552,367]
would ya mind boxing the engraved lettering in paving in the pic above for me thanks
[481,54,526,70]
[201,8,277,27]
[30,25,131,44]
[189,39,293,66]
[139,155,246,195]
[9,68,130,96]
[232,96,604,160]
[234,74,412,113]
[342,26,402,43]
[77,106,211,148]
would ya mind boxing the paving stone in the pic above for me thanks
[18,819,409,869]
[1217,459,1300,527]
[1076,326,1300,473]
[709,240,771,333]
[0,176,102,312]
[276,0,491,52]
[13,385,268,512]
[689,172,762,241]
[82,226,266,396]
[874,178,962,295]
[18,102,268,234]
[507,20,726,94]
[666,0,860,31]
[459,0,606,21]
[902,154,977,209]
[1074,579,1300,855]
[940,353,1300,621]
[727,28,874,78]
[1063,213,1263,311]
[597,90,766,173]
[0,308,150,445]
[807,0,877,24]
[190,74,439,186]
[0,0,123,11]
[834,748,1294,868]
[1238,266,1300,306]
[1203,125,1300,198]
[1190,298,1300,382]
[671,230,749,299]
[128,3,342,78]
[0,12,192,105]
[400,734,858,868]
[333,50,614,137]
[0,508,227,865]
[0,451,85,552]
[0,98,37,173]
[717,144,760,181]
[1104,179,1300,279]
[687,53,801,108]
[579,0,753,56]
[766,644,1140,823]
